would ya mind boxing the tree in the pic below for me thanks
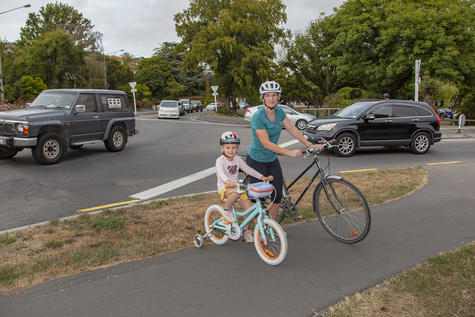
[16,76,47,101]
[19,2,98,50]
[136,56,183,99]
[14,30,84,88]
[105,56,134,90]
[174,0,289,106]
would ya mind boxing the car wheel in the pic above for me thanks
[32,132,65,165]
[0,145,19,159]
[105,125,127,152]
[334,133,356,157]
[295,119,308,130]
[410,132,431,154]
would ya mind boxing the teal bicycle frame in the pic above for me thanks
[209,199,276,244]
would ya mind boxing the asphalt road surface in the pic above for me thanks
[1,114,474,232]
[1,160,474,316]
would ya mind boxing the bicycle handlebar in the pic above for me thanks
[302,138,336,155]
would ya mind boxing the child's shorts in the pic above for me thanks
[219,188,249,201]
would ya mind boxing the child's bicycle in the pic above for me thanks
[193,181,288,266]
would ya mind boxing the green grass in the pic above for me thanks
[90,217,124,231]
[0,266,24,286]
[0,234,16,245]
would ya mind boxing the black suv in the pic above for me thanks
[304,100,441,157]
[0,89,137,164]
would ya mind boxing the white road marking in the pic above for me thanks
[130,139,299,201]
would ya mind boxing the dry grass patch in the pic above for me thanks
[0,167,426,295]
[317,242,474,317]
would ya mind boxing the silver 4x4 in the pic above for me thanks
[0,89,137,165]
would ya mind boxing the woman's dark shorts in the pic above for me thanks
[246,154,284,203]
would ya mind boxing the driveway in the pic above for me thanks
[1,161,474,316]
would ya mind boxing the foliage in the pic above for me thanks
[19,2,99,51]
[136,56,183,100]
[285,0,474,108]
[154,42,206,97]
[105,56,134,90]
[323,87,365,109]
[16,76,47,101]
[175,0,289,105]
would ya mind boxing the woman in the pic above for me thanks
[246,81,323,219]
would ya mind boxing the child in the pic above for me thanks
[216,131,273,242]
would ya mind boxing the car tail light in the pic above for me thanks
[246,109,250,113]
[429,104,440,127]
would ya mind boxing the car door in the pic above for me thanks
[68,93,103,143]
[281,106,298,125]
[359,104,396,144]
[390,104,417,142]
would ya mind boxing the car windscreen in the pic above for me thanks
[334,101,377,118]
[29,91,76,110]
[161,102,178,108]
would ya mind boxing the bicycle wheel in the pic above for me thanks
[254,218,288,265]
[313,178,371,244]
[204,205,229,245]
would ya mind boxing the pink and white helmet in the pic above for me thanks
[220,131,240,145]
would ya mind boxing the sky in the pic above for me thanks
[1,0,346,57]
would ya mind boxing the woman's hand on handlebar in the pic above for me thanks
[289,149,304,158]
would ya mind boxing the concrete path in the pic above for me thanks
[1,161,474,317]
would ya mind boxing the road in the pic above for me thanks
[1,159,474,316]
[1,113,474,231]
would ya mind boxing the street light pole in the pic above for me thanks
[0,3,31,105]
[103,49,124,89]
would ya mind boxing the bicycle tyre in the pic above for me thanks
[204,205,229,245]
[254,218,288,265]
[313,178,371,244]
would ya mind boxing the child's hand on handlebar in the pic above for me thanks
[261,175,274,182]
[225,180,237,188]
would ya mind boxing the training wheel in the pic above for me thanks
[194,234,203,248]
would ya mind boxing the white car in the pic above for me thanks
[206,102,219,111]
[158,100,180,119]
[244,105,316,130]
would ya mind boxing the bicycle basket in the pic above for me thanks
[247,182,273,198]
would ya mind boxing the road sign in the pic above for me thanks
[211,85,218,93]
[129,82,137,89]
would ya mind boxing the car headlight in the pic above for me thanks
[15,122,29,135]
[317,123,337,131]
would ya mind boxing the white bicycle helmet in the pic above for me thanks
[259,81,282,95]
[220,131,240,145]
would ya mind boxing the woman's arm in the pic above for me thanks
[282,117,324,151]
[255,128,302,158]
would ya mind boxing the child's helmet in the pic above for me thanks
[220,131,240,145]
[259,81,281,95]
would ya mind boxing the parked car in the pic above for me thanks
[0,89,137,165]
[438,108,453,119]
[179,99,192,113]
[158,100,180,119]
[191,100,204,112]
[303,99,441,157]
[206,102,219,111]
[177,101,185,116]
[239,101,249,110]
[244,105,316,130]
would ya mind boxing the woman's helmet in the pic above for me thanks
[220,131,240,145]
[259,81,281,95]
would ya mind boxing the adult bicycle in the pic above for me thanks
[245,139,371,244]
[194,181,288,265]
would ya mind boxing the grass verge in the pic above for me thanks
[0,167,427,295]
[317,242,474,317]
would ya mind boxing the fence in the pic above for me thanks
[296,107,340,118]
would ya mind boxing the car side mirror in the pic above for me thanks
[365,113,375,120]
[74,104,86,113]
[26,103,31,108]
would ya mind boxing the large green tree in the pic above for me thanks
[136,56,183,99]
[286,0,474,110]
[175,0,289,105]
[18,2,99,50]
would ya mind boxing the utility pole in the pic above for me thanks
[415,59,421,101]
